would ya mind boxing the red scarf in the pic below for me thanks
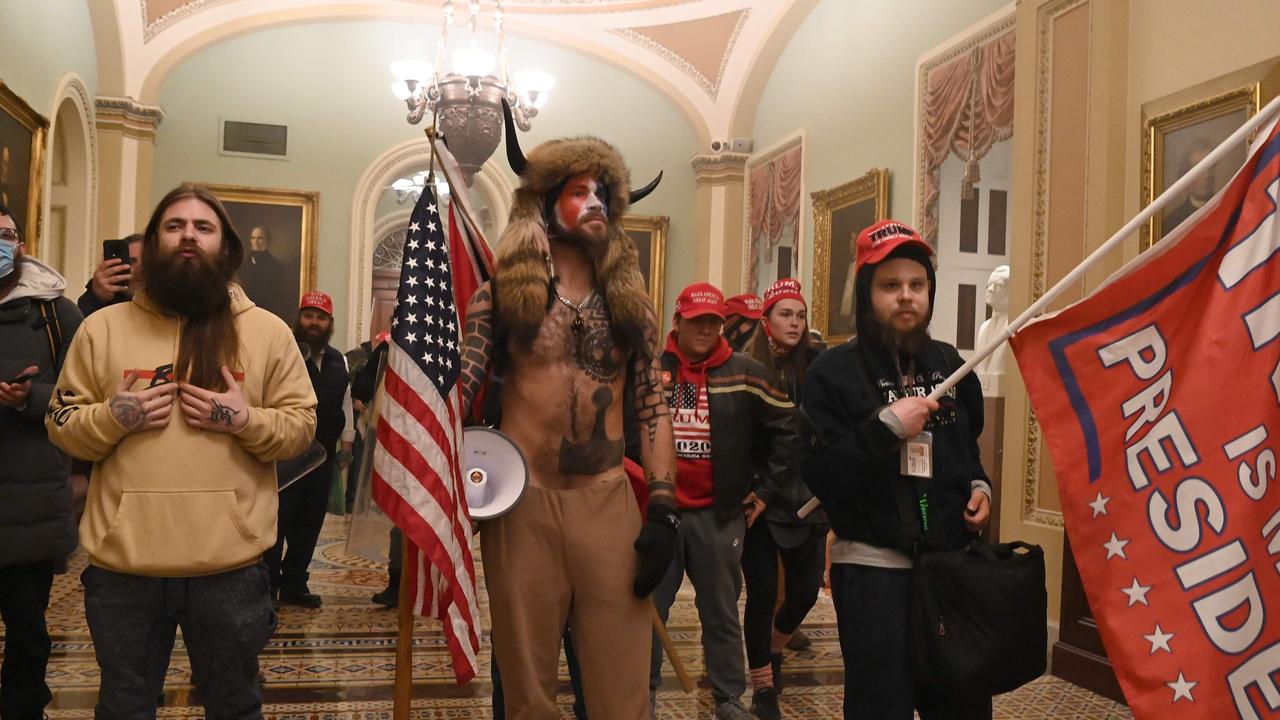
[665,331,734,389]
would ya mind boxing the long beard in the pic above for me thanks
[294,321,333,354]
[142,246,232,319]
[0,255,24,300]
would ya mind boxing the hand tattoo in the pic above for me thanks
[109,395,145,431]
[208,399,240,428]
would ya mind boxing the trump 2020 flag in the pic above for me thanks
[1010,118,1280,718]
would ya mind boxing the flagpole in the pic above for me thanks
[393,540,414,720]
[926,93,1280,402]
[797,94,1280,520]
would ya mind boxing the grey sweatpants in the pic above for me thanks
[82,562,277,720]
[649,506,747,704]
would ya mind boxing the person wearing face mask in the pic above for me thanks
[0,203,83,720]
[647,282,797,720]
[735,278,828,718]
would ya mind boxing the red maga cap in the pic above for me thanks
[855,220,933,271]
[724,293,763,320]
[299,290,334,316]
[762,278,805,315]
[674,282,726,319]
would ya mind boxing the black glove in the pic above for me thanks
[632,503,680,597]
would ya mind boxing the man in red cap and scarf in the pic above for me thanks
[722,292,763,351]
[648,282,797,719]
[265,290,355,608]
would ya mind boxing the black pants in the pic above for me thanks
[265,456,333,591]
[0,561,55,720]
[346,429,363,508]
[82,562,277,720]
[491,629,586,719]
[740,521,825,669]
[830,563,991,720]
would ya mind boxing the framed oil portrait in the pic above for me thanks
[196,182,319,324]
[811,168,889,343]
[1140,85,1260,250]
[0,83,48,256]
[622,214,668,321]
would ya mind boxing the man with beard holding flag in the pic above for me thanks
[454,106,677,718]
[801,220,992,719]
[46,184,317,716]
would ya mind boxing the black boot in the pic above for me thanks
[372,568,400,609]
[751,688,780,720]
[279,584,322,609]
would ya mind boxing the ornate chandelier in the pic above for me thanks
[390,0,554,186]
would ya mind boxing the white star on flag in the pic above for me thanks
[1103,533,1129,560]
[409,221,419,232]
[408,239,419,250]
[404,294,418,306]
[1088,491,1110,518]
[404,332,417,343]
[407,257,418,268]
[1144,624,1174,654]
[406,276,418,287]
[1166,673,1196,702]
[405,313,417,325]
[427,221,438,232]
[1121,577,1151,606]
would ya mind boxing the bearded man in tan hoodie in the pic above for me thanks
[46,184,316,719]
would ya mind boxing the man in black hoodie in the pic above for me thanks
[801,220,992,719]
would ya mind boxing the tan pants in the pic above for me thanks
[481,475,650,720]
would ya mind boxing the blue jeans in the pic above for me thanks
[82,562,277,720]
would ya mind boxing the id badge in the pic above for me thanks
[900,431,933,479]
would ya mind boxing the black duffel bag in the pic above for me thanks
[909,539,1048,696]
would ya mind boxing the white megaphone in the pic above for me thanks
[462,427,529,520]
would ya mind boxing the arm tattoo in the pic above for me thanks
[631,357,669,452]
[208,400,240,427]
[109,395,145,431]
[647,472,676,506]
[459,286,494,409]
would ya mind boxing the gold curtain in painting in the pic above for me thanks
[748,143,804,286]
[919,30,1015,246]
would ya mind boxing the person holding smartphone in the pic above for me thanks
[77,233,143,317]
[0,202,84,719]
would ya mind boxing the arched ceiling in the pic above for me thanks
[94,0,819,144]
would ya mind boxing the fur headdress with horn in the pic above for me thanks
[495,100,662,356]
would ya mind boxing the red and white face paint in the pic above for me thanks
[554,172,609,242]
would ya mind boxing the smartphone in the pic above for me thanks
[6,369,37,385]
[103,238,131,266]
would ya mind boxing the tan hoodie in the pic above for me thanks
[46,284,317,577]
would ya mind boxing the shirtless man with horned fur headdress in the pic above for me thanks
[457,104,677,719]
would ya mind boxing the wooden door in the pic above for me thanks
[1052,536,1125,703]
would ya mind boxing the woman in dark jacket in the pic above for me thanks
[739,279,828,719]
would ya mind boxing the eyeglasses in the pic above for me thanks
[0,228,21,242]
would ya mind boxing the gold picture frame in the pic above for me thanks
[622,214,669,321]
[0,83,49,257]
[1140,85,1260,251]
[811,168,889,343]
[195,182,319,324]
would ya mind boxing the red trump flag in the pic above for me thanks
[1011,120,1280,718]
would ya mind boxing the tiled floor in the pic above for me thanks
[34,515,1133,718]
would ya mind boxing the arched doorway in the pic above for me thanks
[347,137,514,347]
[45,77,96,293]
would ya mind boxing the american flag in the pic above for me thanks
[371,178,488,684]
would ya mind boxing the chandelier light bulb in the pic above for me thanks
[390,59,434,82]
[390,80,413,101]
[452,45,496,78]
[513,70,556,95]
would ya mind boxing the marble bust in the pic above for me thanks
[976,265,1011,381]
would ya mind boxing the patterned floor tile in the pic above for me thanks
[27,515,1132,718]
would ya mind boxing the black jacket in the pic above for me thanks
[308,345,350,454]
[0,291,82,566]
[801,337,987,554]
[659,351,799,521]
